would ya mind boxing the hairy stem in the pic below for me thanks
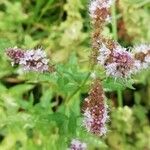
[111,1,124,107]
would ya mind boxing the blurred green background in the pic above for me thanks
[0,0,150,150]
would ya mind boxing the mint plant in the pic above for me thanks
[0,0,150,150]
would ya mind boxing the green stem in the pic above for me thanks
[111,2,124,107]
[117,89,123,107]
[65,72,91,105]
[65,62,95,105]
[111,0,118,41]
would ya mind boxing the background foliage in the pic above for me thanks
[0,0,150,150]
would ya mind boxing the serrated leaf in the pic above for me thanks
[46,113,69,135]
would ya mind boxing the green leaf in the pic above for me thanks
[68,110,77,136]
[46,113,69,135]
[8,84,35,96]
[40,89,53,108]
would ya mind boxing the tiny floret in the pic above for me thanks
[69,139,87,150]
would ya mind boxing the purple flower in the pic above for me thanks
[19,48,49,72]
[6,47,25,66]
[82,79,109,136]
[89,0,113,21]
[69,139,87,150]
[6,47,52,73]
[133,44,150,72]
[97,43,111,65]
[97,43,135,78]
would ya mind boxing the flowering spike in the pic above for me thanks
[82,79,109,136]
[89,0,114,64]
[6,47,54,73]
[89,0,150,78]
[69,139,87,150]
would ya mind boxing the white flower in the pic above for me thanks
[69,139,87,150]
[19,48,49,72]
[133,44,150,54]
[133,44,150,71]
[145,55,150,63]
[83,109,93,132]
[90,72,96,79]
[42,58,49,64]
[89,1,100,17]
[98,44,135,78]
[19,58,27,65]
[100,0,113,8]
[97,43,111,65]
[24,50,34,60]
[89,0,113,20]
